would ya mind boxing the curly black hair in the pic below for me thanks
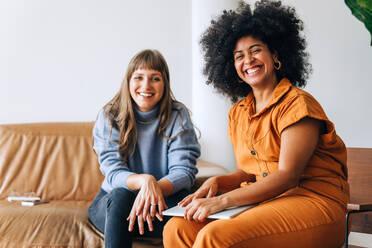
[200,0,311,102]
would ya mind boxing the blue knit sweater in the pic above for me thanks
[93,102,200,194]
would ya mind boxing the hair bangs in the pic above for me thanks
[131,50,166,74]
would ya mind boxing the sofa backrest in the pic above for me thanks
[0,122,104,201]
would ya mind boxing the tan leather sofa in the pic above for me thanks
[0,122,228,248]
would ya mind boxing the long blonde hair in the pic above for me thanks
[103,49,179,163]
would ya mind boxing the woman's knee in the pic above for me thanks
[163,217,182,242]
[163,217,193,247]
[164,217,213,248]
[164,219,232,248]
[194,221,227,248]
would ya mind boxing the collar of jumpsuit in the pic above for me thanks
[239,77,292,119]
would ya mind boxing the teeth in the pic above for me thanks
[138,92,153,97]
[247,68,260,74]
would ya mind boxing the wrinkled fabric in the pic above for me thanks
[0,201,104,248]
[0,123,105,247]
[164,188,346,248]
[0,122,103,201]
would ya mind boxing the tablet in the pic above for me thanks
[162,205,255,220]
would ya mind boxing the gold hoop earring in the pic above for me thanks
[274,60,282,70]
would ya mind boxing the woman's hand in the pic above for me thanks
[178,176,219,207]
[127,174,167,234]
[128,210,156,235]
[184,196,227,222]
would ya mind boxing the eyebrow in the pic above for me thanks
[233,44,263,54]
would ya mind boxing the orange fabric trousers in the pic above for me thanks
[163,188,346,248]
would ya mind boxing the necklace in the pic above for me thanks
[136,118,157,125]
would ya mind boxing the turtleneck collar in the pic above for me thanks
[133,104,160,123]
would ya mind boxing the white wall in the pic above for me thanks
[0,0,191,123]
[281,0,372,149]
[192,0,240,172]
[2,0,371,157]
[1,1,371,161]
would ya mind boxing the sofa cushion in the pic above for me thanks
[0,122,104,201]
[0,200,104,247]
[0,200,169,248]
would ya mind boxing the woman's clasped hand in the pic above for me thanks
[127,175,167,234]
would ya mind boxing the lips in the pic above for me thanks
[138,92,154,97]
[244,65,262,76]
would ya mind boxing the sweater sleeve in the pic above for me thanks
[93,109,134,191]
[161,105,200,193]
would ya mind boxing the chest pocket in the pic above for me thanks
[250,111,280,162]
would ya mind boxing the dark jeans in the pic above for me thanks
[88,188,188,248]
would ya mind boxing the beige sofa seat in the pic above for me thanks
[0,201,103,247]
[0,122,228,248]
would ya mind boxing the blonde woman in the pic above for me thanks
[88,49,200,248]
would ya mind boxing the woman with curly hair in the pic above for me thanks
[163,1,349,247]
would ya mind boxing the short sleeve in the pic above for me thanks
[276,93,328,134]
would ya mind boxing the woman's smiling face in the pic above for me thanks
[129,68,164,112]
[233,36,278,89]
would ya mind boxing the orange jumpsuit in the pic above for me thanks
[163,78,349,248]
